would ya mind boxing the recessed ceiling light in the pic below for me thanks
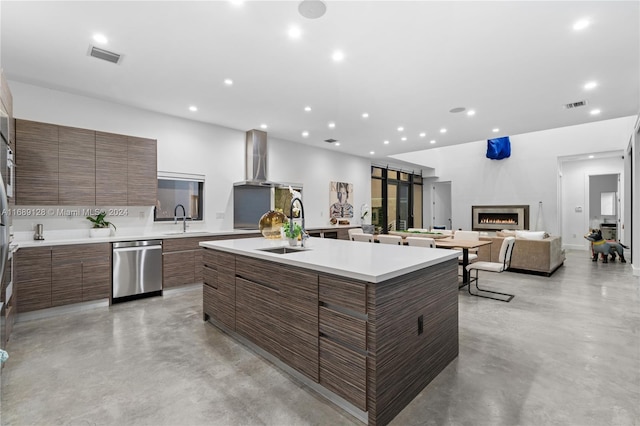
[573,19,590,31]
[370,151,375,155]
[362,113,369,118]
[397,126,404,132]
[401,137,407,141]
[229,0,244,6]
[419,132,426,138]
[302,131,309,137]
[492,128,500,133]
[189,106,198,112]
[590,109,601,115]
[92,33,108,44]
[335,142,340,146]
[584,81,598,90]
[588,155,595,159]
[328,122,336,128]
[288,26,302,39]
[332,50,345,62]
[466,110,476,116]
[383,140,389,144]
[440,128,447,133]
[224,78,233,86]
[304,106,311,112]
[430,140,436,144]
[260,124,268,129]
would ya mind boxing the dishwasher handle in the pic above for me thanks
[113,240,162,249]
[113,245,162,253]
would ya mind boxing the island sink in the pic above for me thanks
[257,246,309,255]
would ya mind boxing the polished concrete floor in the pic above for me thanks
[1,249,639,426]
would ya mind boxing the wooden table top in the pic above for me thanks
[388,231,451,239]
[434,239,492,249]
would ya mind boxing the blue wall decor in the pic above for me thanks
[486,136,511,160]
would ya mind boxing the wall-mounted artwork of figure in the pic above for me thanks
[330,181,354,219]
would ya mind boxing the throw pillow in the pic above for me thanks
[516,230,546,240]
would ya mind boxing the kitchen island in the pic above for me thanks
[200,237,460,426]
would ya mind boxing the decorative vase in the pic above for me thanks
[259,210,288,239]
[89,227,112,238]
[288,238,298,247]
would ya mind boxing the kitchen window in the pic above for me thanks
[154,172,204,221]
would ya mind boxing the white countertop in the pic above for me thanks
[200,237,459,283]
[14,229,260,249]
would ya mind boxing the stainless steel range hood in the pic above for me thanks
[234,129,280,187]
[233,130,302,229]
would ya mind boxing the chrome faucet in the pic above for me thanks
[289,192,308,248]
[174,204,188,232]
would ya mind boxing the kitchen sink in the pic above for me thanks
[257,247,309,255]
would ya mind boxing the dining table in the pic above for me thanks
[434,238,492,288]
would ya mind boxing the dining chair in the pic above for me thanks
[465,236,516,302]
[406,237,436,248]
[352,233,374,243]
[377,234,403,245]
[348,228,364,241]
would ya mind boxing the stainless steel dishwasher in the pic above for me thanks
[112,240,163,302]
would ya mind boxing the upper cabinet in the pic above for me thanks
[96,131,128,205]
[127,136,157,206]
[16,120,59,205]
[15,119,157,206]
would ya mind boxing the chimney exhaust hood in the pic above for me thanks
[234,129,282,187]
[233,130,303,229]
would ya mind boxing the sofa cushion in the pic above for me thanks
[516,230,547,240]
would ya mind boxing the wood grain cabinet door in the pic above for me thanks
[127,136,157,206]
[163,251,195,289]
[58,126,96,205]
[15,247,53,313]
[15,120,59,205]
[96,131,128,205]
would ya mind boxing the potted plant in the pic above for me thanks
[282,221,302,246]
[86,211,117,238]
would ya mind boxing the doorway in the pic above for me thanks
[432,182,452,230]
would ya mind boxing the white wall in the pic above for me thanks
[9,81,371,238]
[391,116,637,237]
[560,157,623,250]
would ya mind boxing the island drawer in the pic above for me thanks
[319,337,367,411]
[319,306,366,352]
[319,276,367,314]
[202,249,235,270]
[235,256,281,289]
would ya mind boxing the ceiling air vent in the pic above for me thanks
[564,100,588,109]
[324,138,338,143]
[88,45,122,64]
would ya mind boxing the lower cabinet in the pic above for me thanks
[204,249,320,382]
[16,247,52,313]
[17,244,111,313]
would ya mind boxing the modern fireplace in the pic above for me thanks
[472,205,529,231]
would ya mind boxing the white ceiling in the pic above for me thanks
[1,1,638,161]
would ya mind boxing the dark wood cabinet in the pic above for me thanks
[127,136,157,206]
[16,244,110,313]
[15,120,59,205]
[58,126,96,205]
[15,247,53,313]
[51,243,111,305]
[202,249,235,330]
[15,119,158,206]
[96,131,128,205]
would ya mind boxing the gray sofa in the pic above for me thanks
[476,235,565,276]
